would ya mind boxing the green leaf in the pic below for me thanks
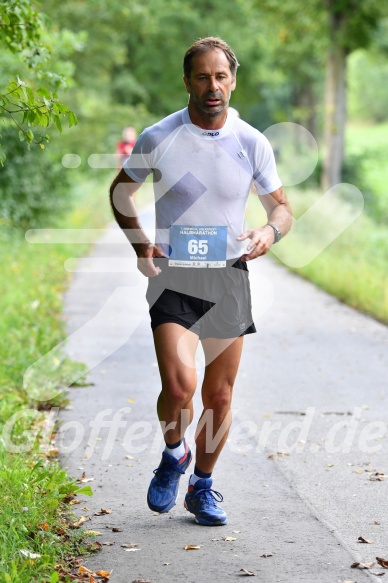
[19,130,25,142]
[26,129,34,142]
[37,87,52,100]
[50,572,59,583]
[68,111,78,127]
[75,485,93,496]
[0,11,10,26]
[25,86,34,104]
[39,143,45,149]
[54,115,62,132]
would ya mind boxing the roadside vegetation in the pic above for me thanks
[0,178,111,582]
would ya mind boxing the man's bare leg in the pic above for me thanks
[195,336,243,472]
[184,336,243,525]
[153,323,199,442]
[147,322,198,513]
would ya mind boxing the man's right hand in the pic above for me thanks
[135,243,164,277]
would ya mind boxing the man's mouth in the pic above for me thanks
[205,98,221,106]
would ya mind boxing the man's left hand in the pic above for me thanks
[237,226,275,261]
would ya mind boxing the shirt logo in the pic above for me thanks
[202,131,220,137]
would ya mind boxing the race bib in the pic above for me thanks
[168,225,227,268]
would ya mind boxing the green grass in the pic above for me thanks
[0,174,112,582]
[346,121,388,220]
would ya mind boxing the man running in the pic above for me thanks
[109,37,292,526]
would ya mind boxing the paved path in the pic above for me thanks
[59,209,388,582]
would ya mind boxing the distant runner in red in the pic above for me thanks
[115,126,137,168]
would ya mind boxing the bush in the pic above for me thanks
[0,127,72,230]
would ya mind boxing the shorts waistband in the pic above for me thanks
[154,257,247,271]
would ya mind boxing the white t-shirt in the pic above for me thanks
[124,107,282,262]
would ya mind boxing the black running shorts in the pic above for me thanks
[146,258,256,339]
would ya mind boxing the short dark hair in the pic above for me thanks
[183,37,239,79]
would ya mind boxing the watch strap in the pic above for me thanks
[267,223,282,243]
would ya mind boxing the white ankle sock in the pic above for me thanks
[164,440,186,460]
[189,473,201,486]
[189,471,212,486]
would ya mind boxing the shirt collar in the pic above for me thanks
[181,107,234,140]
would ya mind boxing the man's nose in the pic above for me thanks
[208,76,218,92]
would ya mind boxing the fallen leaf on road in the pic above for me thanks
[355,469,364,474]
[232,530,241,533]
[132,580,151,583]
[163,563,171,566]
[358,536,374,544]
[223,536,237,541]
[184,545,201,550]
[351,561,375,569]
[370,572,386,577]
[125,549,140,552]
[102,542,115,546]
[95,509,113,516]
[71,516,90,528]
[370,473,388,481]
[77,472,94,483]
[261,553,273,558]
[239,568,256,576]
[78,566,94,575]
[372,521,381,525]
[84,530,102,536]
[376,557,388,569]
[125,455,134,460]
[121,543,139,548]
[95,571,110,578]
[111,527,122,532]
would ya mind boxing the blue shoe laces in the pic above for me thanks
[152,460,186,487]
[190,487,224,509]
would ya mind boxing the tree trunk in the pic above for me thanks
[321,8,347,191]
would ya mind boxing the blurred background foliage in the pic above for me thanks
[0,0,388,228]
[0,0,388,230]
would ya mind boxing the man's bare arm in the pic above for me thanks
[109,168,163,276]
[238,186,292,261]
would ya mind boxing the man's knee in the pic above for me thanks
[203,384,233,412]
[161,374,197,403]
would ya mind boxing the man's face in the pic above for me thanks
[184,48,236,118]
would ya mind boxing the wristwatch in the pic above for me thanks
[267,223,282,243]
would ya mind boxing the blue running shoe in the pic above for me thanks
[147,441,192,512]
[184,477,227,526]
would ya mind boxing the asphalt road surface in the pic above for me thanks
[59,211,388,583]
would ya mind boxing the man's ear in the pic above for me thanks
[183,75,191,94]
[231,76,237,92]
